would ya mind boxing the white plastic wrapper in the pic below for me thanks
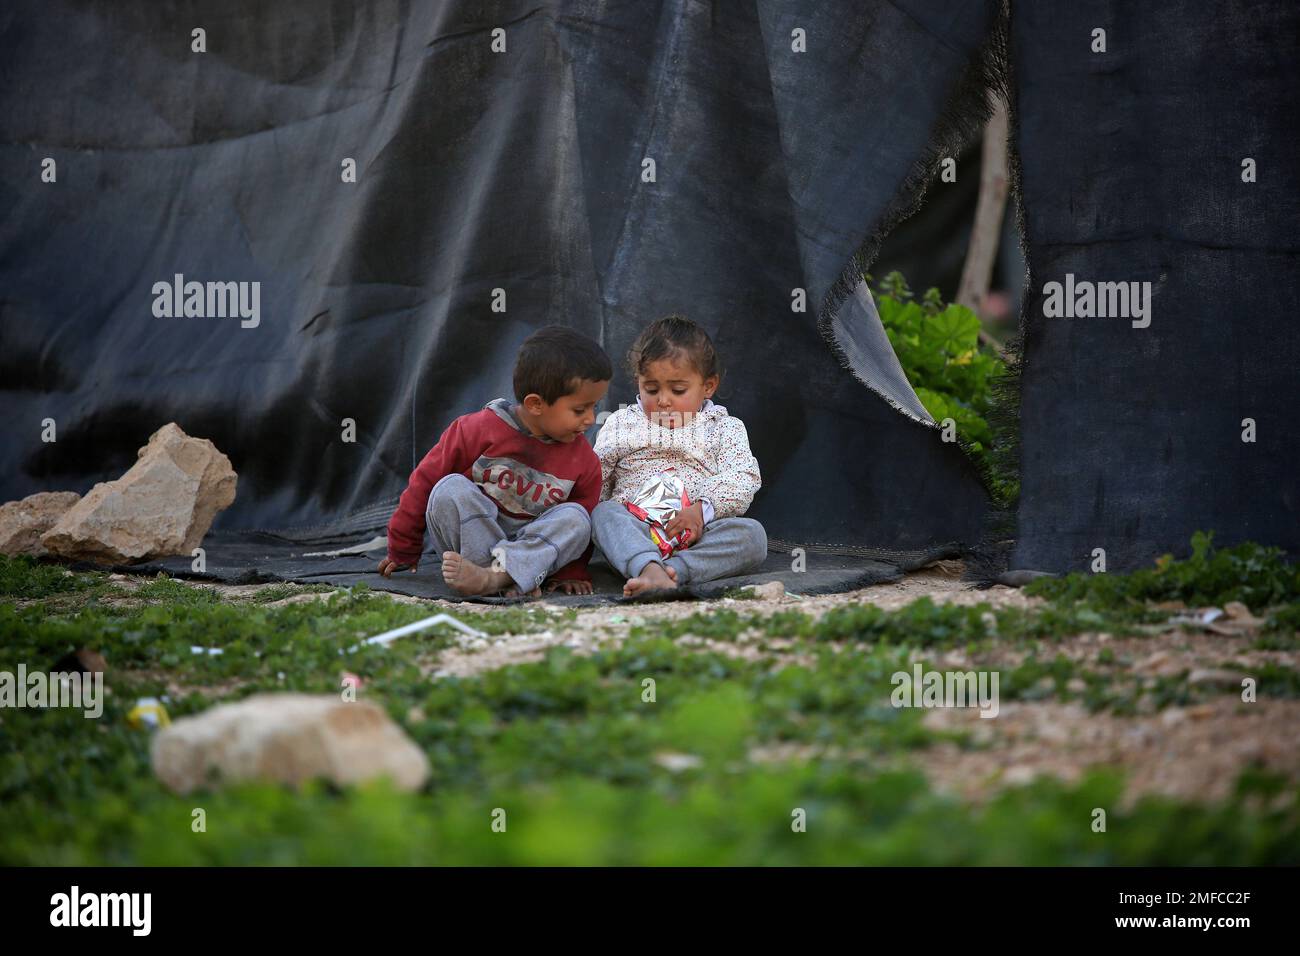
[624,468,693,556]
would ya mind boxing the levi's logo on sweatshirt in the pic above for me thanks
[473,455,575,517]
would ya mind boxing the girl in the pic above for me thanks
[592,315,767,596]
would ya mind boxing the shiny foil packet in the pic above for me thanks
[624,468,694,557]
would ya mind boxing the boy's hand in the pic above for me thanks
[378,557,417,577]
[545,579,593,595]
[664,501,704,545]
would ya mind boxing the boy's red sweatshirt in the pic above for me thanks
[386,398,601,581]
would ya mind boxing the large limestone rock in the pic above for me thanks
[0,491,82,556]
[40,423,236,564]
[151,693,430,794]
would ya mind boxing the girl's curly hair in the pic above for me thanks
[627,314,723,385]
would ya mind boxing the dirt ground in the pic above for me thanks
[109,566,1299,806]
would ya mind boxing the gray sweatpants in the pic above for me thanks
[591,499,768,586]
[424,474,591,592]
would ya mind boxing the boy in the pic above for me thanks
[379,326,611,596]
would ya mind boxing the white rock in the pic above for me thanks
[151,693,429,793]
[41,423,236,564]
[744,581,785,601]
[653,751,703,772]
[0,491,82,557]
[1187,668,1245,688]
[1002,766,1037,786]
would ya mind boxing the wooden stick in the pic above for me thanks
[957,94,1010,351]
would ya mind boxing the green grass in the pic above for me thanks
[1025,531,1300,613]
[1,539,1297,866]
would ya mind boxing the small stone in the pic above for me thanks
[1160,707,1186,726]
[1066,678,1087,694]
[1187,668,1245,689]
[1138,651,1171,672]
[1222,601,1265,628]
[1003,765,1037,785]
[1137,651,1183,677]
[653,751,703,772]
[744,581,785,601]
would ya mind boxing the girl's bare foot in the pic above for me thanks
[624,561,678,597]
[441,551,513,595]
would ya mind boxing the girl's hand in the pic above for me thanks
[545,579,593,595]
[378,557,417,577]
[665,501,704,545]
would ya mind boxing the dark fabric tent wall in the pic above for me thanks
[1007,1,1300,572]
[1,0,996,566]
[4,1,1295,581]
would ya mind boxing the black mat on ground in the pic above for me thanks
[95,530,919,606]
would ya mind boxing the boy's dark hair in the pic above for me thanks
[627,314,723,384]
[513,325,613,403]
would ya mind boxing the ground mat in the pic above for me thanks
[73,527,961,607]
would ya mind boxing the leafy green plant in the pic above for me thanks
[869,270,1022,505]
[1025,531,1300,613]
[870,271,1006,458]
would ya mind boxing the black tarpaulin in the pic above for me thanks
[6,1,1294,595]
[0,0,1000,596]
[1006,1,1300,572]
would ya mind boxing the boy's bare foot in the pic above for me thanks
[441,551,513,596]
[624,561,678,597]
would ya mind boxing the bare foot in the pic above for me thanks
[624,562,678,597]
[441,551,513,595]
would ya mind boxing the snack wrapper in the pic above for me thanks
[625,469,694,557]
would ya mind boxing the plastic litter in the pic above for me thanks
[127,697,171,731]
[345,613,487,654]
